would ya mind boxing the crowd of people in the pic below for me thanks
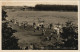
[8,18,63,36]
[6,18,64,50]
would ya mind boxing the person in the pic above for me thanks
[41,24,44,29]
[11,19,14,23]
[34,26,37,32]
[28,43,34,50]
[14,20,17,25]
[20,22,24,28]
[18,23,22,29]
[33,22,36,27]
[24,23,28,30]
[50,33,53,37]
[49,23,53,29]
[52,25,60,40]
[19,23,21,26]
[37,23,40,30]
[46,37,50,41]
[42,29,46,35]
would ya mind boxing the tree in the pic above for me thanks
[61,20,78,49]
[2,9,20,50]
[2,9,8,21]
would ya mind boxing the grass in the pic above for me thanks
[6,10,78,49]
[6,10,78,25]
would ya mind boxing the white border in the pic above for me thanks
[0,0,80,52]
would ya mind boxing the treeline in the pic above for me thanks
[3,4,78,11]
[34,4,78,11]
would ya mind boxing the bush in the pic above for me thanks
[61,20,78,49]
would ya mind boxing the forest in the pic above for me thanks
[34,4,78,11]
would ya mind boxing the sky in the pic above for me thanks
[2,0,78,6]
